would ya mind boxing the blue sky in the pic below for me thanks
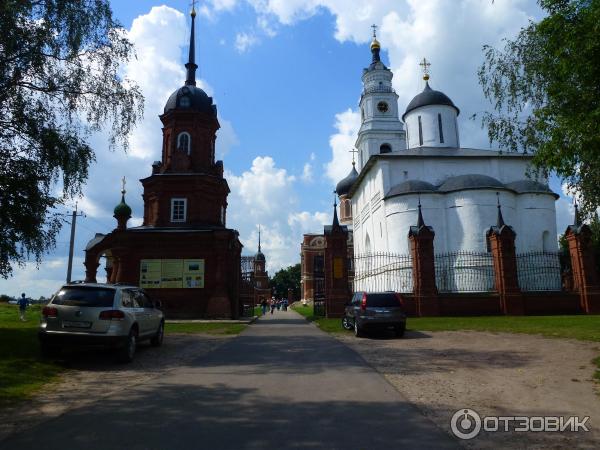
[2,0,575,298]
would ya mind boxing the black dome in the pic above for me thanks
[387,180,437,197]
[336,165,359,196]
[164,85,217,116]
[402,81,459,120]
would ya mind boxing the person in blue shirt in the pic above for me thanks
[18,293,29,321]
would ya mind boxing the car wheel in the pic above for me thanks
[395,323,406,338]
[151,321,164,347]
[354,320,365,338]
[342,316,353,330]
[118,328,137,363]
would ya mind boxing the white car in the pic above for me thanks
[38,283,164,362]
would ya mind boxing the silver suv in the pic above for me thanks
[38,283,164,362]
[342,291,407,338]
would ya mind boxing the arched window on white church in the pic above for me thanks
[542,230,551,252]
[177,132,191,154]
[365,233,371,254]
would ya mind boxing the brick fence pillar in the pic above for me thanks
[486,203,523,315]
[565,224,600,314]
[408,202,439,316]
[324,201,350,318]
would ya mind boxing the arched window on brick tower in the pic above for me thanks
[177,132,191,154]
[340,198,352,223]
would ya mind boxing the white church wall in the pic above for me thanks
[405,105,459,149]
[514,193,558,253]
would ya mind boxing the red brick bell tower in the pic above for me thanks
[83,6,242,318]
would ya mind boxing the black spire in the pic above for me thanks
[185,7,198,86]
[258,225,261,252]
[496,192,506,228]
[417,196,425,228]
[332,195,340,228]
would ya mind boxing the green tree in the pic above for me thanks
[270,263,301,300]
[0,0,143,278]
[477,0,600,215]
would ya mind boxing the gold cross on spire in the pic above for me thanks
[349,148,358,165]
[190,0,197,15]
[371,24,378,38]
[419,57,431,81]
[121,176,126,194]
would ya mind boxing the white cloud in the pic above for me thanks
[227,156,296,220]
[225,156,330,273]
[301,163,313,182]
[235,32,260,52]
[324,108,361,184]
[288,211,330,235]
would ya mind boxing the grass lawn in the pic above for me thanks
[165,322,247,335]
[408,315,600,342]
[0,304,63,408]
[291,305,345,333]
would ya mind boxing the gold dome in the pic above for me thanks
[370,38,381,50]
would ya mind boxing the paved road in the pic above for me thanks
[3,309,459,449]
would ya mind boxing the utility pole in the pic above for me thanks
[66,203,85,283]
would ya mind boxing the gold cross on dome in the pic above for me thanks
[419,57,431,80]
[371,24,378,38]
[121,176,126,194]
[349,148,358,165]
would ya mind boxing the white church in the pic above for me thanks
[335,32,560,292]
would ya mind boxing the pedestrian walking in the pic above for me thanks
[270,298,276,315]
[18,293,29,321]
[260,298,268,316]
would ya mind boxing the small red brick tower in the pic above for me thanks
[486,195,523,315]
[408,199,439,316]
[565,203,600,314]
[253,226,271,304]
[324,198,350,318]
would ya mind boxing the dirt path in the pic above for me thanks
[0,334,231,442]
[337,330,600,449]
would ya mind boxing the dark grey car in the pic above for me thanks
[342,291,407,338]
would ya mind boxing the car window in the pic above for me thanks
[135,291,153,308]
[121,290,135,308]
[366,293,401,307]
[51,287,115,307]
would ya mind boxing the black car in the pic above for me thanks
[342,291,407,338]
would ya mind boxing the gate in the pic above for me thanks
[240,256,255,317]
[313,254,325,316]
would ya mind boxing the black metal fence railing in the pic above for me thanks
[241,256,255,274]
[435,251,495,293]
[353,252,413,293]
[516,251,562,291]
